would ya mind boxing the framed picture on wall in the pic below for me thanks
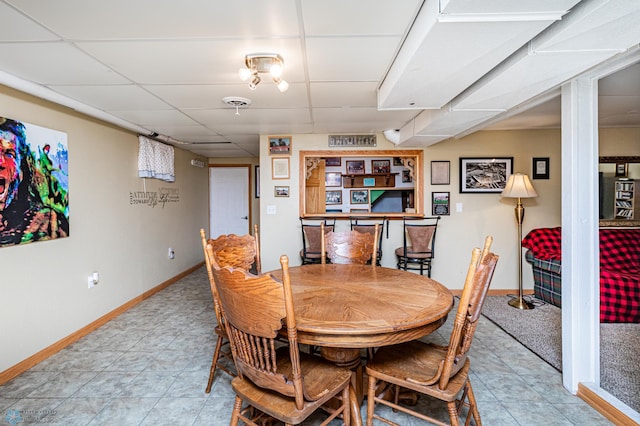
[268,136,292,155]
[346,160,365,174]
[432,192,450,216]
[532,157,550,179]
[431,161,450,185]
[274,186,290,197]
[459,157,513,193]
[326,190,342,205]
[325,157,341,166]
[325,172,342,187]
[272,157,290,179]
[255,165,260,198]
[371,159,390,174]
[350,190,369,204]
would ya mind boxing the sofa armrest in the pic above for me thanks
[525,250,561,274]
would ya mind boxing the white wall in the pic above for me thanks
[258,130,563,292]
[0,86,209,373]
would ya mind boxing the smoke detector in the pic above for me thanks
[222,96,251,115]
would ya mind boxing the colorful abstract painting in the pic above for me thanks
[0,117,69,247]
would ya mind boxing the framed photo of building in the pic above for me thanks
[274,186,290,197]
[268,135,292,155]
[459,157,513,193]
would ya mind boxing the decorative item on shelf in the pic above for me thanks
[501,173,538,310]
[238,53,289,92]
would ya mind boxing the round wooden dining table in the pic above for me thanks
[268,263,454,426]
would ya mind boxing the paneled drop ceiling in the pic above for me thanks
[0,0,638,157]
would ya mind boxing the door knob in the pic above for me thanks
[241,216,248,220]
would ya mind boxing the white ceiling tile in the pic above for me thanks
[48,85,171,111]
[146,83,309,109]
[310,82,377,108]
[185,108,311,127]
[0,42,128,84]
[0,2,59,41]
[108,109,200,127]
[77,38,305,85]
[8,0,299,39]
[306,37,401,81]
[302,0,421,36]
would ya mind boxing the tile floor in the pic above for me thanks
[0,267,612,425]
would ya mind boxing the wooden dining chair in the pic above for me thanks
[395,216,440,277]
[300,217,336,265]
[209,251,352,426]
[321,222,378,265]
[199,225,261,394]
[349,216,386,265]
[366,236,498,426]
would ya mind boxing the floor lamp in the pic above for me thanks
[501,173,538,310]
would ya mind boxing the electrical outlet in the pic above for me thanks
[168,248,175,259]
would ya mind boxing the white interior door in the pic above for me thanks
[209,166,249,238]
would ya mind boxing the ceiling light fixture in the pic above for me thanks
[238,53,289,93]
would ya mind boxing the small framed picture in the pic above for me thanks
[402,169,412,183]
[254,165,260,198]
[431,161,450,185]
[432,192,450,216]
[272,157,290,179]
[350,190,369,204]
[459,157,513,193]
[325,157,341,167]
[274,186,289,197]
[268,135,292,155]
[346,160,365,174]
[350,208,369,213]
[363,177,376,187]
[615,162,628,178]
[326,190,342,205]
[393,157,404,166]
[371,159,391,174]
[532,157,550,180]
[325,172,342,187]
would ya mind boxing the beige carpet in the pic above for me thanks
[481,295,639,413]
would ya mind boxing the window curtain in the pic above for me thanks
[137,136,175,182]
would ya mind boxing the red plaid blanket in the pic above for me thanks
[522,227,640,323]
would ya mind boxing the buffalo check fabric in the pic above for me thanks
[523,227,640,323]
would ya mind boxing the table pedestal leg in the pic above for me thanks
[319,347,363,426]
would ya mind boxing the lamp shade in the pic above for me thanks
[501,173,538,198]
